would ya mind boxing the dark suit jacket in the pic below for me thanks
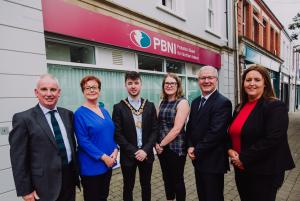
[186,90,232,173]
[9,104,79,201]
[230,99,295,174]
[112,99,158,166]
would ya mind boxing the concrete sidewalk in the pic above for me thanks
[76,111,300,201]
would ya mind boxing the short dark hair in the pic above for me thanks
[80,75,101,92]
[125,71,141,82]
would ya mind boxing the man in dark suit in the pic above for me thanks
[186,66,232,201]
[9,74,79,201]
[112,71,158,201]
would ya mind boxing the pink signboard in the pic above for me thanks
[42,0,221,68]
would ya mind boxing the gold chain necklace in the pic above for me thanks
[122,99,147,116]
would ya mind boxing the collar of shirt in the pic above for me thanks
[128,96,141,110]
[39,103,58,115]
[38,104,72,163]
[202,88,217,101]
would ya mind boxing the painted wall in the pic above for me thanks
[108,0,234,49]
[280,31,297,112]
[218,52,236,106]
[280,32,292,75]
[0,0,46,200]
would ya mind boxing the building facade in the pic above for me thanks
[2,0,299,200]
[0,0,46,200]
[237,0,283,100]
[294,46,300,110]
[280,29,294,111]
[0,0,235,199]
[42,0,236,112]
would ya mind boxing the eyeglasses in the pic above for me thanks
[198,76,216,81]
[84,86,99,91]
[164,82,177,87]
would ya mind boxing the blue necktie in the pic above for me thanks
[49,110,68,166]
[198,97,206,111]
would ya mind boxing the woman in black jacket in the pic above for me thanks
[227,64,295,201]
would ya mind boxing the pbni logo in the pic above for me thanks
[130,30,151,48]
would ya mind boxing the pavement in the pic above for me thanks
[76,111,300,201]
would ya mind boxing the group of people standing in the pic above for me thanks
[9,64,295,201]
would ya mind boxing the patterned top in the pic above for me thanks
[158,97,187,156]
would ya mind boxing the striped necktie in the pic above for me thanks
[198,97,206,111]
[49,110,68,166]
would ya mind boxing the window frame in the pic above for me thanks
[46,39,96,65]
[157,0,186,21]
[207,0,214,30]
[137,53,186,76]
[137,53,164,72]
[166,59,185,74]
[205,0,221,38]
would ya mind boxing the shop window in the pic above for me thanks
[188,77,201,103]
[186,63,202,76]
[48,64,165,112]
[138,54,163,72]
[46,41,95,64]
[140,73,164,105]
[166,60,185,74]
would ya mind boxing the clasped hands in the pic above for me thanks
[135,149,147,161]
[101,149,118,167]
[187,147,196,160]
[228,149,244,169]
[155,143,164,155]
[23,190,39,201]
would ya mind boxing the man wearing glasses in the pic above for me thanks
[9,74,79,201]
[186,66,232,201]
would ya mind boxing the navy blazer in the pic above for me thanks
[231,99,295,174]
[186,90,232,173]
[112,99,158,166]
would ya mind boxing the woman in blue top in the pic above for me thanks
[74,75,118,201]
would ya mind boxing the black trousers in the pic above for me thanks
[57,163,76,201]
[235,169,284,201]
[121,161,153,201]
[158,147,186,201]
[81,170,112,201]
[194,168,224,201]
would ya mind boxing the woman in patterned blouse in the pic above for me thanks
[156,73,190,201]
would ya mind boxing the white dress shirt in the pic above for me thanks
[39,103,72,163]
[128,97,143,148]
